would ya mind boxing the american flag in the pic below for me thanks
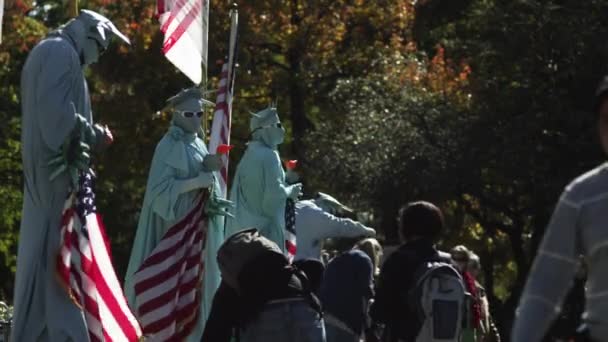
[208,7,238,199]
[0,0,4,44]
[131,191,209,340]
[56,170,142,342]
[157,0,209,85]
[285,199,297,261]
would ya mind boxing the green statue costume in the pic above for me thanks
[123,88,232,341]
[225,107,303,252]
[12,10,129,342]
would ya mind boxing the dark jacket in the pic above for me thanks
[320,249,374,335]
[370,238,450,342]
[201,253,323,342]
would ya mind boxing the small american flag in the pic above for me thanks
[56,170,142,342]
[285,199,297,261]
[208,62,233,198]
[131,191,209,340]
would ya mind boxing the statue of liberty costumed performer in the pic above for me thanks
[123,88,232,341]
[12,10,129,342]
[225,106,303,252]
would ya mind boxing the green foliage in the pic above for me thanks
[0,9,47,301]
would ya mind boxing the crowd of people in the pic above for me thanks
[202,200,502,342]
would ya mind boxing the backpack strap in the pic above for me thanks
[288,265,324,317]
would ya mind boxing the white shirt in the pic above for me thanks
[294,200,375,260]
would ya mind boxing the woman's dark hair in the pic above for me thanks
[398,201,444,241]
[594,76,608,114]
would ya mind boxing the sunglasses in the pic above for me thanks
[182,111,204,118]
[251,122,283,134]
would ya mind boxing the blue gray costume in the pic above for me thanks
[12,10,129,342]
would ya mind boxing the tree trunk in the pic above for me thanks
[286,0,312,159]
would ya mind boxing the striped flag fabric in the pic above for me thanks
[0,0,4,44]
[131,192,209,340]
[208,7,238,199]
[284,199,297,261]
[56,170,142,342]
[284,161,298,261]
[157,0,209,85]
[208,62,233,198]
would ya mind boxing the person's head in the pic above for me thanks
[595,76,608,155]
[468,252,481,278]
[397,201,444,243]
[167,88,214,134]
[250,106,285,148]
[64,9,130,66]
[450,245,471,273]
[355,238,383,277]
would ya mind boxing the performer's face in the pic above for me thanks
[175,110,203,134]
[266,122,285,146]
[599,99,608,155]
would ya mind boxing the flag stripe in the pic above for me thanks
[157,0,166,16]
[160,0,188,33]
[162,0,202,54]
[90,215,142,340]
[137,264,200,317]
[136,198,205,270]
[136,246,202,315]
[140,275,200,331]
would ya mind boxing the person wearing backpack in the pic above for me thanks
[202,228,326,342]
[369,201,466,342]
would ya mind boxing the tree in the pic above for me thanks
[394,0,608,338]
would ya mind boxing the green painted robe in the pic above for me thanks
[123,125,224,341]
[225,141,291,252]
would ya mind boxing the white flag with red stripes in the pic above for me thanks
[132,192,209,340]
[57,170,142,342]
[0,0,4,44]
[208,7,238,198]
[157,0,209,85]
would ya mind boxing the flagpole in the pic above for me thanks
[68,0,78,17]
[202,0,208,89]
[201,0,210,138]
[228,3,238,86]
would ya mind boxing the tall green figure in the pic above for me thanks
[226,106,303,252]
[13,10,129,342]
[124,88,232,341]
